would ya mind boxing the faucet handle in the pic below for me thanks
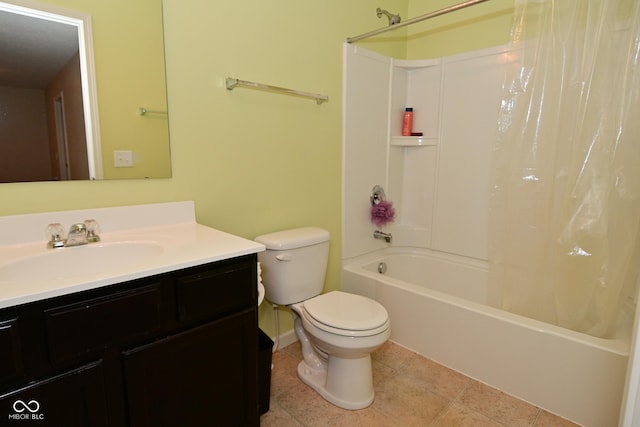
[84,219,101,243]
[46,223,65,249]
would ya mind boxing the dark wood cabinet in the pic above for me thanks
[0,254,259,427]
[0,360,107,426]
[123,309,257,426]
[44,284,163,366]
[0,317,23,384]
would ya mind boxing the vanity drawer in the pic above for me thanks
[44,284,163,365]
[176,259,255,324]
[0,317,23,384]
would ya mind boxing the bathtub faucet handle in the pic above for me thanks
[373,230,392,243]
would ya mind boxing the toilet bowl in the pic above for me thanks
[290,291,390,409]
[255,227,390,410]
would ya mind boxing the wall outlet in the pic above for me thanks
[114,150,133,167]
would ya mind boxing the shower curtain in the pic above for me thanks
[490,0,640,338]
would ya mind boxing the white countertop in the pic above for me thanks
[0,202,265,309]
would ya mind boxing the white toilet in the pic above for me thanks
[255,227,390,410]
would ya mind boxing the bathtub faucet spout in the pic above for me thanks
[373,230,392,243]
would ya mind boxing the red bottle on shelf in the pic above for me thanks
[402,107,413,136]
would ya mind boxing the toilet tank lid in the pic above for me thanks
[255,227,330,250]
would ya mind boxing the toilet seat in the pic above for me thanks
[302,291,390,337]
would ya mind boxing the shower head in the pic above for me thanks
[376,8,401,26]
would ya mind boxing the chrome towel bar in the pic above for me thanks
[225,77,329,105]
[138,107,167,116]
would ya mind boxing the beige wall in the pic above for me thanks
[407,0,514,58]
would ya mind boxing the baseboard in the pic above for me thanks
[274,329,298,351]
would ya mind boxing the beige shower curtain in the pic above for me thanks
[490,0,640,338]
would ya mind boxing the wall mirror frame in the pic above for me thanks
[0,0,171,182]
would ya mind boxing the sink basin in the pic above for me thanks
[0,242,164,282]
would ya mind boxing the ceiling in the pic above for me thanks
[0,9,79,89]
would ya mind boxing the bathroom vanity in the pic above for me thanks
[0,202,265,426]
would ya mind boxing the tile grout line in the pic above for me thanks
[427,380,473,426]
[529,407,543,426]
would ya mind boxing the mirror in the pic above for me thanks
[0,0,171,182]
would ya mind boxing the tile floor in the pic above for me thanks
[260,341,580,427]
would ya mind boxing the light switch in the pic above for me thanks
[114,150,133,167]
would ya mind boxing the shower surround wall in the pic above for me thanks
[342,43,506,260]
[341,43,630,425]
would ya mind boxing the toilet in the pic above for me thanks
[255,227,390,410]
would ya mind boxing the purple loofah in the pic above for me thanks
[371,200,395,228]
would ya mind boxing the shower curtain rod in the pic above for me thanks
[347,0,491,43]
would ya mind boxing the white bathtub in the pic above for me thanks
[341,247,630,427]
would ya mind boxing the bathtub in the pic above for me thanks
[341,247,630,427]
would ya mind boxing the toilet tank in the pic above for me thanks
[255,227,330,305]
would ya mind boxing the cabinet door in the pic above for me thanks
[123,309,258,427]
[45,284,162,366]
[0,317,23,385]
[176,259,255,325]
[0,360,107,426]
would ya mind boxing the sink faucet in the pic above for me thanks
[65,223,88,247]
[46,220,101,248]
[373,230,392,243]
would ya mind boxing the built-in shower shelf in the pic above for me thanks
[390,136,437,147]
